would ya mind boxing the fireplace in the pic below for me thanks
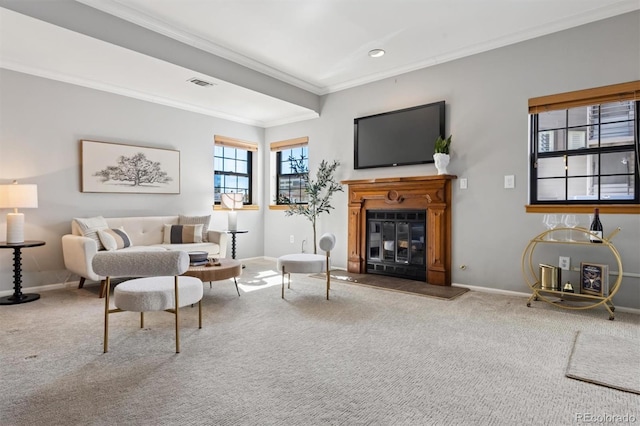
[366,210,426,280]
[342,175,455,286]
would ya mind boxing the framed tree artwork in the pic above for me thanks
[81,140,180,194]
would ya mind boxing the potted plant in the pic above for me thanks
[278,157,343,253]
[433,135,452,175]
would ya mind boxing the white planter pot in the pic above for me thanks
[433,153,450,175]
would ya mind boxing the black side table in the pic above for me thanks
[0,240,46,305]
[225,230,248,260]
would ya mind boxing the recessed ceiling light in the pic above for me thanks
[368,49,385,58]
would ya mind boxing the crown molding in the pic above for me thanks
[321,1,640,94]
[0,61,288,127]
[76,0,325,96]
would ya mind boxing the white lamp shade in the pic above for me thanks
[220,193,242,231]
[220,193,243,210]
[0,184,38,209]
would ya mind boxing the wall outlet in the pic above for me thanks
[559,256,570,270]
[289,235,294,244]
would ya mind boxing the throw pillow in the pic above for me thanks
[178,215,211,242]
[98,227,132,251]
[73,216,109,251]
[163,224,203,244]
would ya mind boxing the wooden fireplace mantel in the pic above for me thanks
[341,175,456,286]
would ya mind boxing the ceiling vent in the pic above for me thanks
[187,77,216,88]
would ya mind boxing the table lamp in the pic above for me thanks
[220,192,243,231]
[0,181,38,244]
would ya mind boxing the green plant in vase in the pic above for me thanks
[433,135,452,174]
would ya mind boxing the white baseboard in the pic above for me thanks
[0,280,80,297]
[454,282,640,315]
[4,262,638,315]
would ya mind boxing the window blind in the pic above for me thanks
[214,135,257,152]
[270,136,308,151]
[528,81,640,114]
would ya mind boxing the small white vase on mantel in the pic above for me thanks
[433,153,450,175]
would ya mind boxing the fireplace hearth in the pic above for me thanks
[342,175,455,286]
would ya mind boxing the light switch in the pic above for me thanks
[459,178,468,189]
[504,175,515,189]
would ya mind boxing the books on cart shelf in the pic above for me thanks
[580,262,609,296]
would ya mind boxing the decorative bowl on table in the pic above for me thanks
[188,251,209,265]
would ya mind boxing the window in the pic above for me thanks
[529,81,639,207]
[214,135,257,205]
[270,137,309,205]
[277,146,308,204]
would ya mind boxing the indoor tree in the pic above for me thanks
[278,156,343,253]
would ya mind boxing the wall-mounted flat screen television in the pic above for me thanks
[354,101,445,169]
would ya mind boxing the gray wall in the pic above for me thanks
[0,69,266,289]
[264,12,640,309]
[1,12,638,309]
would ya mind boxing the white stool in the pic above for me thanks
[277,233,336,300]
[114,276,203,312]
[93,250,203,353]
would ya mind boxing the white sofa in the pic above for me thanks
[62,215,228,296]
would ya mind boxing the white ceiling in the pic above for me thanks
[1,0,639,127]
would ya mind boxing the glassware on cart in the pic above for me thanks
[542,214,559,240]
[563,214,579,241]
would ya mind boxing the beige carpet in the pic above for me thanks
[1,258,638,425]
[311,270,469,300]
[566,331,640,394]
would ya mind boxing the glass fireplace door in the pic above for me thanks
[382,221,396,262]
[396,222,409,263]
[366,210,427,281]
[410,222,425,265]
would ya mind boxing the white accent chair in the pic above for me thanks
[92,250,203,353]
[277,233,336,300]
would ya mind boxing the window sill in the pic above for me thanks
[269,204,307,210]
[525,204,639,214]
[213,204,260,211]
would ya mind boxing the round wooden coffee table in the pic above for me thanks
[183,258,242,296]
